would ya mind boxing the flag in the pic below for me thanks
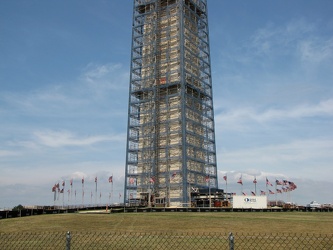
[266,178,273,186]
[288,181,297,190]
[150,176,155,183]
[205,175,210,182]
[260,190,266,195]
[276,180,283,185]
[223,175,227,181]
[171,171,177,179]
[237,176,243,185]
[283,180,288,185]
[108,176,113,183]
[269,189,274,195]
[82,177,84,184]
[276,189,282,194]
[251,191,256,196]
[129,177,135,184]
[62,181,65,186]
[95,177,97,183]
[253,177,257,184]
[52,185,56,192]
[60,188,64,193]
[70,179,73,186]
[242,192,247,196]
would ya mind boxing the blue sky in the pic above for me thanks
[1,1,332,209]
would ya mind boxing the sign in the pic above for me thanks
[232,196,267,209]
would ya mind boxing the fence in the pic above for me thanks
[1,231,332,249]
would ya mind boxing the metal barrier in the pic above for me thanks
[1,231,332,249]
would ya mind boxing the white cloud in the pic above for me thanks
[82,63,122,82]
[80,63,129,94]
[299,37,333,63]
[217,138,333,180]
[0,150,17,157]
[33,130,124,147]
[216,99,333,129]
[0,62,128,118]
[218,170,286,182]
[251,19,314,56]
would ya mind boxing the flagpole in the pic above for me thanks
[265,177,268,200]
[111,174,113,205]
[82,177,84,207]
[53,186,56,206]
[71,179,73,203]
[225,176,228,202]
[188,181,191,208]
[237,175,243,195]
[223,175,228,203]
[62,181,65,208]
[108,175,113,206]
[209,175,211,208]
[240,175,243,194]
[275,181,277,206]
[94,176,98,206]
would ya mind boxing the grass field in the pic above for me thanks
[1,212,332,234]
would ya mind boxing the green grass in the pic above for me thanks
[1,212,332,234]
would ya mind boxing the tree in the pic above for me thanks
[12,204,24,211]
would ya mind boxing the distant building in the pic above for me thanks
[124,0,218,207]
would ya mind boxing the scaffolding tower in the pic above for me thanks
[124,0,217,207]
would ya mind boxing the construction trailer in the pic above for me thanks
[191,188,230,208]
[128,188,228,208]
[232,196,268,209]
[124,0,218,207]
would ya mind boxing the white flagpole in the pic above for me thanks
[95,177,97,206]
[82,178,84,207]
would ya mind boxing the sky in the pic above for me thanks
[0,0,332,209]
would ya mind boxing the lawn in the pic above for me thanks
[1,212,332,234]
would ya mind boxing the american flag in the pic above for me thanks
[237,176,243,185]
[276,180,283,185]
[266,178,273,186]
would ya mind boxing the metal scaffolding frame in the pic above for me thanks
[124,0,217,207]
